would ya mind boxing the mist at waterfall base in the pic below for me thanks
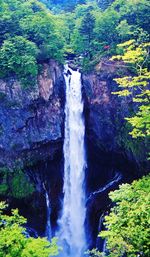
[56,65,87,257]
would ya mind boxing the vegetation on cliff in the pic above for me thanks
[87,175,150,257]
[0,0,65,86]
[0,167,35,199]
[0,202,60,257]
[112,40,150,139]
[99,174,150,257]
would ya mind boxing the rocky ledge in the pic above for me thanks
[0,60,65,168]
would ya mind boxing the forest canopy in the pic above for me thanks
[0,0,65,86]
[0,0,149,81]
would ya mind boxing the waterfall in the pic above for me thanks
[58,65,87,257]
[87,172,122,203]
[45,189,52,241]
[96,214,105,250]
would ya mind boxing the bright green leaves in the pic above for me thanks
[112,41,150,68]
[19,9,64,61]
[111,40,150,139]
[94,8,119,45]
[21,237,59,257]
[100,175,150,257]
[0,0,65,87]
[126,106,150,138]
[116,20,132,41]
[0,36,39,87]
[0,203,60,257]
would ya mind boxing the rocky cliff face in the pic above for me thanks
[0,59,65,236]
[83,60,133,153]
[0,60,65,168]
[82,60,146,248]
[83,59,147,170]
[0,59,146,244]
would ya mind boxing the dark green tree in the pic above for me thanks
[0,0,65,86]
[79,11,95,51]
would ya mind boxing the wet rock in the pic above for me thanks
[0,60,65,167]
[83,59,147,248]
[83,59,146,164]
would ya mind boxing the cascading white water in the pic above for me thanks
[58,65,87,257]
[45,190,52,241]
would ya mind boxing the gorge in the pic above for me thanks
[0,59,146,250]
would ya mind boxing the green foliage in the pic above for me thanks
[0,0,65,86]
[0,167,35,199]
[97,0,115,10]
[94,8,119,45]
[85,248,103,257]
[99,175,150,257]
[126,105,150,138]
[112,0,150,34]
[116,20,132,41]
[0,202,60,257]
[40,0,86,12]
[79,11,95,47]
[0,0,149,80]
[115,121,147,161]
[0,36,38,87]
[112,40,150,139]
[63,0,150,70]
[1,0,150,74]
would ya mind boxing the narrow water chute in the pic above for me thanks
[57,65,87,257]
[44,187,52,241]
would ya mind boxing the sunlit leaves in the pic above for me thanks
[126,106,150,138]
[0,203,60,257]
[100,175,150,257]
[111,40,150,140]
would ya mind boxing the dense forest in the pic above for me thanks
[0,0,150,256]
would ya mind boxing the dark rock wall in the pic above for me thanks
[0,60,65,167]
[83,60,132,153]
[82,60,146,248]
[0,59,147,244]
[0,60,65,236]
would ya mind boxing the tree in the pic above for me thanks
[0,202,60,257]
[94,8,119,46]
[79,10,95,50]
[99,175,150,257]
[112,0,150,34]
[111,40,150,139]
[0,0,65,86]
[0,36,39,87]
